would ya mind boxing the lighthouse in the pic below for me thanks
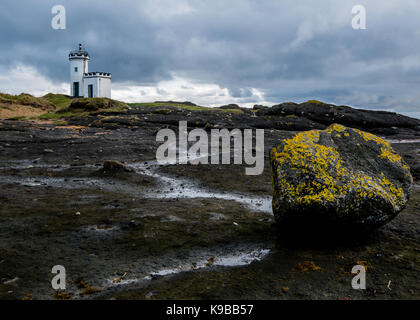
[69,44,111,98]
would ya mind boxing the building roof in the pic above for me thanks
[84,72,112,78]
[69,44,90,58]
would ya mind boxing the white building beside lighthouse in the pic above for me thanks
[69,44,111,98]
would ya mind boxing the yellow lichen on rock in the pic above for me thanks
[270,124,412,228]
[326,123,346,133]
[271,126,351,207]
[293,261,322,272]
[355,128,390,147]
[379,147,402,163]
[270,127,351,206]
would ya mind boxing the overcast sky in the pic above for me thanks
[0,0,419,118]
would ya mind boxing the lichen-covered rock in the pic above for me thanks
[270,124,413,231]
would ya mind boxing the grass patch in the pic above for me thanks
[219,108,243,114]
[43,93,72,109]
[39,110,88,120]
[129,102,243,114]
[0,93,55,110]
[69,97,128,111]
[129,102,210,111]
[305,100,326,105]
[38,98,129,120]
[35,97,245,120]
[7,116,26,120]
[54,120,68,126]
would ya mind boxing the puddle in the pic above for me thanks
[106,247,271,287]
[0,153,273,215]
[129,161,272,214]
[151,248,271,276]
[212,249,271,267]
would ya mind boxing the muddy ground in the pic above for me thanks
[0,107,419,300]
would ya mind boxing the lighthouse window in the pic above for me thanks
[74,67,78,72]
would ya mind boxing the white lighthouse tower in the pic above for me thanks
[69,44,90,97]
[69,44,111,98]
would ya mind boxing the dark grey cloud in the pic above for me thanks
[0,0,419,118]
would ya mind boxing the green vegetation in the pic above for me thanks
[54,120,68,126]
[0,93,55,110]
[39,96,129,120]
[43,93,72,109]
[129,102,243,114]
[7,116,26,120]
[305,100,326,105]
[69,97,128,112]
[2,92,243,120]
[39,110,87,120]
[129,101,207,111]
[220,108,244,114]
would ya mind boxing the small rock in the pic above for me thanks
[101,160,134,173]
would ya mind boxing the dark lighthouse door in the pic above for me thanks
[73,82,79,97]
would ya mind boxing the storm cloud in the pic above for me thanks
[0,0,419,118]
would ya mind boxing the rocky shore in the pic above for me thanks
[0,98,419,300]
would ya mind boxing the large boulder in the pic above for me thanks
[270,124,413,231]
